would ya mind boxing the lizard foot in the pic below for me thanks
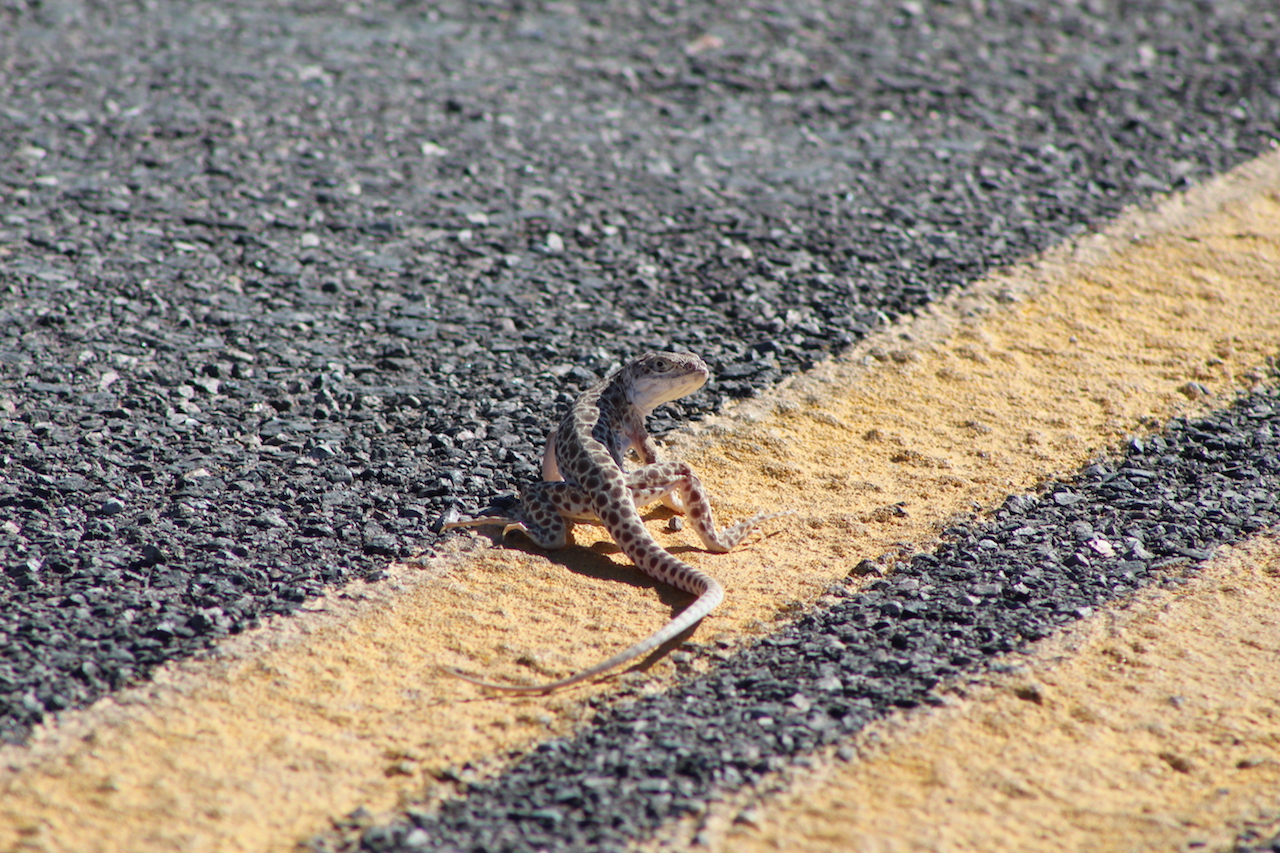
[707,510,796,552]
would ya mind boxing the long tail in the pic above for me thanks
[446,568,724,693]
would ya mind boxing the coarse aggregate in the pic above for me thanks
[335,383,1280,852]
[1238,830,1280,853]
[1,0,1279,748]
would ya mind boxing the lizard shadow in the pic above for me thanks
[459,518,714,681]
[505,534,703,613]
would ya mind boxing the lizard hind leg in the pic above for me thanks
[441,514,517,531]
[505,480,601,550]
[711,509,794,548]
[627,461,787,553]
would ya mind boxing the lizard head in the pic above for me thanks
[623,352,710,413]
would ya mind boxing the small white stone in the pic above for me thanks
[403,828,431,848]
[1087,537,1115,557]
[788,693,812,713]
[814,674,843,692]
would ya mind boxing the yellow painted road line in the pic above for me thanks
[2,151,1280,852]
[700,534,1280,853]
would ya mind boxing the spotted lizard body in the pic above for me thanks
[443,351,782,692]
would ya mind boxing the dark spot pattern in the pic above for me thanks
[447,353,783,692]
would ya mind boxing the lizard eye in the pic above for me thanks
[651,357,671,372]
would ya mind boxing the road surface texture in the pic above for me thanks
[1,1,1279,851]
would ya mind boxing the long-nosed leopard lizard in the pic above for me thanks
[442,351,783,692]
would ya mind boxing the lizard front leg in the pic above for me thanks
[629,431,687,514]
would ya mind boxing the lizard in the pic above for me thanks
[442,351,783,693]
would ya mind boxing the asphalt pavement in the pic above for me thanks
[2,1,1280,851]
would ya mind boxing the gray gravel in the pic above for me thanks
[0,2,1278,846]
